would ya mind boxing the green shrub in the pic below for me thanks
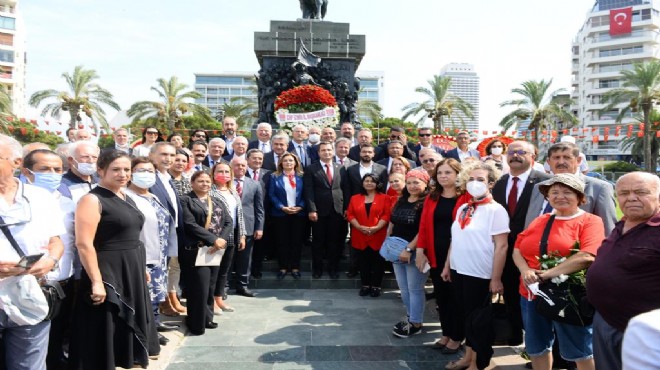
[603,161,641,172]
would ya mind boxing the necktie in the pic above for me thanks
[508,176,519,216]
[543,201,553,214]
[339,158,344,165]
[298,145,305,165]
[325,164,333,184]
[253,170,259,181]
[235,180,243,198]
[261,142,266,152]
[195,165,202,171]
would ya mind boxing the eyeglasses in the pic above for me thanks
[390,136,401,140]
[422,158,436,164]
[419,134,432,137]
[508,150,528,156]
[146,131,159,135]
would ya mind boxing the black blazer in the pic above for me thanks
[492,170,552,254]
[342,162,388,199]
[348,145,383,162]
[303,161,344,216]
[376,157,416,170]
[180,192,232,250]
[412,144,445,165]
[262,152,279,171]
[202,156,228,169]
[375,141,417,162]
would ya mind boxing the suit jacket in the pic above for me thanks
[307,144,320,165]
[525,174,617,235]
[336,157,357,168]
[345,193,391,250]
[179,192,232,250]
[304,161,344,216]
[443,147,481,162]
[150,175,185,253]
[267,173,305,217]
[348,144,382,162]
[412,143,445,165]
[287,141,313,167]
[191,163,210,173]
[220,134,234,156]
[342,162,388,199]
[493,170,552,254]
[248,140,271,152]
[262,151,281,171]
[375,141,417,162]
[376,157,416,170]
[102,145,133,156]
[236,177,264,235]
[202,156,228,169]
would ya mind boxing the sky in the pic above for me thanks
[20,0,596,132]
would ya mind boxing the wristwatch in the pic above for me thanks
[405,247,414,253]
[45,254,60,271]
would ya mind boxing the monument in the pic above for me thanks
[253,1,366,128]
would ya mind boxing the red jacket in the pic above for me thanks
[346,193,392,250]
[417,192,470,267]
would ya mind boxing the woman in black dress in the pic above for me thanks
[179,171,232,335]
[70,150,158,369]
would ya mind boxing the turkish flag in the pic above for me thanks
[610,7,632,35]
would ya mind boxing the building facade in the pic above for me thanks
[571,0,659,160]
[439,63,480,132]
[194,71,384,125]
[0,0,26,117]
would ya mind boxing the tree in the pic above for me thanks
[618,110,660,170]
[219,96,258,129]
[127,76,212,132]
[601,60,660,172]
[499,79,577,148]
[29,65,120,132]
[0,85,14,134]
[401,75,474,132]
[356,97,383,124]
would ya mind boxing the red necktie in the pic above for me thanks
[325,164,333,184]
[508,176,519,216]
[339,158,344,165]
[253,170,259,181]
[235,180,243,198]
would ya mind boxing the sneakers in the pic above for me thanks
[393,316,409,330]
[392,321,423,338]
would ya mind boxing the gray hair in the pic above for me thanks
[617,171,660,197]
[293,124,308,133]
[230,156,247,166]
[247,148,263,159]
[257,122,272,131]
[272,132,290,144]
[0,134,22,160]
[208,137,226,146]
[335,137,352,147]
[233,136,248,145]
[68,140,100,158]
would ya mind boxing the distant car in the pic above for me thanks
[586,172,616,188]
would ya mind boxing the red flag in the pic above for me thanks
[610,7,632,35]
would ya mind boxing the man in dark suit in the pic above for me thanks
[492,140,551,346]
[334,138,356,168]
[229,157,264,297]
[248,122,273,153]
[412,127,444,166]
[202,138,228,169]
[262,133,289,171]
[220,116,238,156]
[304,141,345,279]
[376,140,416,170]
[375,127,417,162]
[348,128,382,162]
[443,131,480,162]
[102,128,132,156]
[246,149,272,279]
[190,141,211,173]
[287,124,312,167]
[222,136,248,163]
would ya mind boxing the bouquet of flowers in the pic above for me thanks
[536,241,586,287]
[274,85,339,134]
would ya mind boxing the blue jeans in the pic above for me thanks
[0,310,50,370]
[392,262,429,324]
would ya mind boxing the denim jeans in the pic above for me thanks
[0,310,50,370]
[392,262,429,324]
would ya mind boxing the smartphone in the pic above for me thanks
[16,253,44,269]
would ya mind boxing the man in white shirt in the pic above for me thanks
[203,138,227,169]
[287,124,310,167]
[249,122,273,153]
[224,136,248,162]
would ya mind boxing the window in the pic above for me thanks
[207,88,218,95]
[0,49,13,63]
[0,16,15,30]
[599,79,620,88]
[599,45,643,57]
[360,79,379,88]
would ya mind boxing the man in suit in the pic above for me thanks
[417,148,442,175]
[229,157,264,297]
[525,141,617,234]
[443,131,480,162]
[340,122,358,147]
[246,149,273,279]
[148,142,183,332]
[223,136,248,162]
[202,138,227,169]
[262,133,289,171]
[492,140,551,346]
[335,138,356,167]
[304,141,345,279]
[248,122,273,153]
[375,126,417,162]
[412,127,444,165]
[103,128,132,156]
[376,140,416,170]
[308,127,337,165]
[190,141,211,173]
[220,116,238,156]
[348,128,382,162]
[287,124,312,167]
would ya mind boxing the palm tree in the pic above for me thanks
[218,96,258,129]
[601,60,660,172]
[29,65,120,132]
[127,76,212,132]
[356,97,383,124]
[0,85,14,133]
[401,75,474,132]
[499,79,577,148]
[619,110,660,170]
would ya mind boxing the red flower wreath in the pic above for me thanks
[274,85,337,113]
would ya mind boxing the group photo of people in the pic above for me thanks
[0,116,659,370]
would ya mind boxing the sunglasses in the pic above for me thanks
[194,134,206,137]
[419,134,432,137]
[146,131,159,135]
[422,158,436,164]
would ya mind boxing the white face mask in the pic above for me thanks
[308,133,320,143]
[490,147,503,156]
[466,180,489,198]
[131,172,156,189]
[75,160,97,176]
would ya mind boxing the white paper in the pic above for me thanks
[422,262,431,273]
[195,246,225,266]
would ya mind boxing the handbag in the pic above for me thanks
[534,215,594,326]
[194,196,224,267]
[491,294,514,343]
[0,216,65,322]
[379,236,409,263]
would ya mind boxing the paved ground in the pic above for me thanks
[152,289,528,370]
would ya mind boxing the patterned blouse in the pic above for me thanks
[171,176,192,196]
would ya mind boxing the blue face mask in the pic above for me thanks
[27,170,62,192]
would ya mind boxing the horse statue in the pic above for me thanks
[299,0,328,20]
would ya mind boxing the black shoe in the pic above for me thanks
[425,292,435,301]
[156,322,179,332]
[370,287,382,297]
[236,288,256,297]
[312,271,322,279]
[359,287,371,296]
[329,270,339,279]
[277,271,287,280]
[205,321,218,329]
[158,333,169,345]
[346,271,358,278]
[291,271,301,280]
[251,272,263,279]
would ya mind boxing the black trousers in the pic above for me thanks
[46,278,75,369]
[356,247,385,287]
[311,212,344,273]
[179,248,219,335]
[213,242,237,297]
[229,235,254,289]
[430,267,462,342]
[272,215,305,270]
[251,218,273,275]
[502,258,524,344]
[451,270,490,349]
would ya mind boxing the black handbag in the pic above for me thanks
[534,215,594,326]
[491,294,514,343]
[0,216,66,322]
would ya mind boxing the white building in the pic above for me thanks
[194,70,384,125]
[439,63,480,131]
[571,0,660,160]
[0,0,26,117]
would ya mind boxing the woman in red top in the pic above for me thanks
[346,173,391,297]
[513,174,604,370]
[417,158,470,353]
[386,172,406,202]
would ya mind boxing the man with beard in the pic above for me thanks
[190,141,210,173]
[221,116,238,156]
[348,128,381,162]
[340,122,357,147]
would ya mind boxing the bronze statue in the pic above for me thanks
[299,0,328,20]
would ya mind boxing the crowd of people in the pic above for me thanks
[0,117,659,370]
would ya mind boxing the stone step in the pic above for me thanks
[244,270,400,290]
